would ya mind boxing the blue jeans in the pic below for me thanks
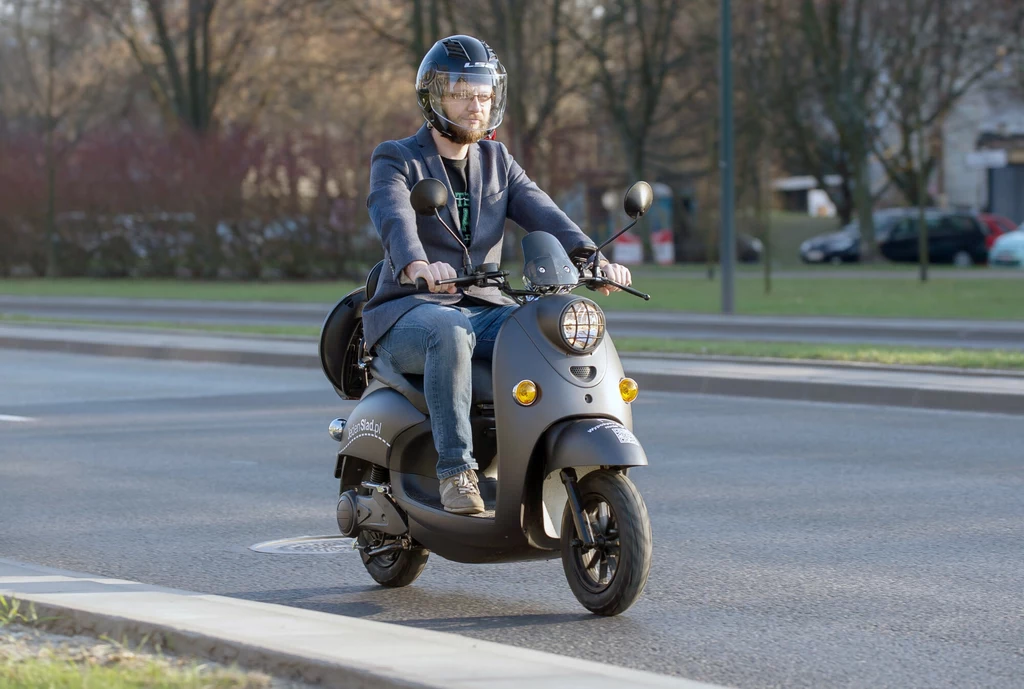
[374,302,518,480]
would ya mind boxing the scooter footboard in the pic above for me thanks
[542,418,648,472]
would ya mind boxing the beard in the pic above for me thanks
[446,122,489,145]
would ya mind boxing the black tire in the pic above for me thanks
[952,250,973,268]
[560,470,652,616]
[357,532,430,588]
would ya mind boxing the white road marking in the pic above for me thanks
[0,415,35,423]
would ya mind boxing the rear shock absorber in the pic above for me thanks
[369,465,388,484]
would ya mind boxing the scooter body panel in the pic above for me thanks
[334,294,646,564]
[337,387,425,469]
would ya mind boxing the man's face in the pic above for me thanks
[441,77,493,144]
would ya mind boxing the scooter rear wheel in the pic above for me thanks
[358,532,430,588]
[560,470,652,616]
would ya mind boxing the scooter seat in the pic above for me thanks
[368,354,494,415]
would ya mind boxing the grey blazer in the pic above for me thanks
[362,124,596,350]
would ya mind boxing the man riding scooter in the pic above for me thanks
[363,34,633,515]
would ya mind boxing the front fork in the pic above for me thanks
[560,468,596,549]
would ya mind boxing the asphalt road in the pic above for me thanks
[1,350,1022,689]
[4,295,1024,349]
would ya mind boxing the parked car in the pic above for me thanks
[988,226,1024,268]
[799,208,912,264]
[978,213,1018,249]
[738,233,764,263]
[878,211,989,267]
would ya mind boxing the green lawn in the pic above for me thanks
[1,272,1022,320]
[741,210,840,267]
[599,274,1024,319]
[0,278,364,302]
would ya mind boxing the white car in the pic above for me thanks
[989,227,1024,268]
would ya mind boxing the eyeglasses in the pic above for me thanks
[445,91,494,104]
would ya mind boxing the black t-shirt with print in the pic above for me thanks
[442,156,471,246]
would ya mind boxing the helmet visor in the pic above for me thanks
[427,70,507,134]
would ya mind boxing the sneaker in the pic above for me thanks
[439,470,484,514]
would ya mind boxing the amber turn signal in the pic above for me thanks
[513,380,539,406]
[619,378,639,403]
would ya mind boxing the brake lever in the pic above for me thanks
[586,277,650,301]
[417,271,509,290]
[415,276,468,290]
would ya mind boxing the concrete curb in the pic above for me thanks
[2,325,1023,415]
[626,350,1024,379]
[627,369,1024,415]
[0,333,317,369]
[0,558,722,689]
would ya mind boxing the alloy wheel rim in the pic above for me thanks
[572,499,621,594]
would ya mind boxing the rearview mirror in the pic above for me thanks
[624,181,654,219]
[410,178,448,216]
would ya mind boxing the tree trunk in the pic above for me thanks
[704,122,717,280]
[853,152,875,261]
[757,145,771,294]
[44,0,58,278]
[916,122,929,282]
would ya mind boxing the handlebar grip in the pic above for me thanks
[415,277,429,290]
[623,285,652,300]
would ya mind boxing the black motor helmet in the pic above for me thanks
[415,35,507,140]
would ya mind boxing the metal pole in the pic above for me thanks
[719,0,735,313]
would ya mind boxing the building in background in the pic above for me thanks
[943,77,1024,224]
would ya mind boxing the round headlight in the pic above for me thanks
[560,300,605,353]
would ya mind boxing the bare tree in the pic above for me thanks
[873,0,1015,208]
[735,1,777,291]
[0,0,119,276]
[563,0,715,261]
[567,0,715,183]
[763,0,893,252]
[336,0,455,69]
[1016,3,1024,94]
[84,0,318,134]
[871,0,1016,281]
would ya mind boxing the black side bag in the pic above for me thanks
[319,286,369,400]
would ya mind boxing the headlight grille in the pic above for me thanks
[561,300,605,352]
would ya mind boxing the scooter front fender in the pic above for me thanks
[543,418,648,472]
[528,418,648,543]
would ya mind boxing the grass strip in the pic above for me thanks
[1,597,273,689]
[2,276,1023,319]
[0,656,269,689]
[0,313,316,338]
[613,337,1024,371]
[4,314,1023,371]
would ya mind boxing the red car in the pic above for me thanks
[978,213,1018,249]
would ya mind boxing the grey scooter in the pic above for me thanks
[319,180,655,615]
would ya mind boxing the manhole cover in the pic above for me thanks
[249,535,356,555]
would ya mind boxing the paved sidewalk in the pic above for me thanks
[1,323,1022,414]
[0,558,722,689]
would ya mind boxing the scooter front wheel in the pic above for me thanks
[560,470,652,616]
[358,531,430,588]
